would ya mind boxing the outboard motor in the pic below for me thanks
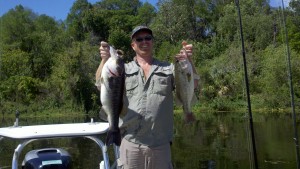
[22,148,72,169]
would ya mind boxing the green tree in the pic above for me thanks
[30,15,64,79]
[95,0,141,14]
[0,49,31,80]
[0,5,35,51]
[151,0,192,45]
[0,75,44,105]
[137,2,157,26]
[0,6,64,79]
[287,0,300,53]
[258,45,290,108]
[49,41,98,112]
[290,0,300,15]
[66,0,92,41]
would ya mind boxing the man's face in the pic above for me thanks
[131,31,153,56]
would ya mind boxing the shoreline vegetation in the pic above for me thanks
[1,105,296,119]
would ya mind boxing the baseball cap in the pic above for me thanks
[131,26,153,39]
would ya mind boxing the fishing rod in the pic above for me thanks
[280,0,300,168]
[234,0,259,168]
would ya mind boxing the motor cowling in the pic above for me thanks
[22,148,72,169]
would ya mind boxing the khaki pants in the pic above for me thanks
[118,139,173,169]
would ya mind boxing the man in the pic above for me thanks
[95,26,199,169]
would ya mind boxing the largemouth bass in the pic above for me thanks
[174,57,196,123]
[100,46,125,146]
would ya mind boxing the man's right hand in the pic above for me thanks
[99,41,110,60]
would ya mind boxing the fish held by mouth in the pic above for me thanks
[174,53,197,123]
[99,46,125,146]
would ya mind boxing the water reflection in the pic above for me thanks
[0,111,297,169]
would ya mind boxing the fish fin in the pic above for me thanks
[99,108,108,121]
[106,128,121,146]
[120,104,127,118]
[109,46,119,58]
[184,112,196,124]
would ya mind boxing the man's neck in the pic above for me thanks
[136,55,153,66]
[135,55,153,80]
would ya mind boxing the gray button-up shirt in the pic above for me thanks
[121,58,175,147]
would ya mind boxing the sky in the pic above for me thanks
[0,0,291,21]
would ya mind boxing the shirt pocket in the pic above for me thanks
[151,68,173,96]
[125,77,138,97]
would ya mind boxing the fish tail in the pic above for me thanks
[184,112,196,124]
[99,108,108,121]
[106,128,121,146]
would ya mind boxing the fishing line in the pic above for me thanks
[234,0,259,168]
[279,0,300,168]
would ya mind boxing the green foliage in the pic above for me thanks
[242,13,274,49]
[155,41,180,62]
[198,42,247,110]
[151,0,192,44]
[0,76,43,104]
[0,5,65,80]
[216,2,238,42]
[108,29,132,61]
[49,41,99,112]
[95,0,141,13]
[0,5,36,51]
[0,49,31,79]
[137,2,157,25]
[192,36,229,62]
[287,13,300,53]
[290,0,300,15]
[66,0,93,41]
[257,45,300,108]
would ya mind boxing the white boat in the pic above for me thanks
[0,118,119,169]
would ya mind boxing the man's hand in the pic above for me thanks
[96,41,111,84]
[175,41,193,61]
[99,41,110,60]
[182,41,193,61]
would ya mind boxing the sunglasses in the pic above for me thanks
[135,35,153,42]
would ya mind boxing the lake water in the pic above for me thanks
[0,111,298,169]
